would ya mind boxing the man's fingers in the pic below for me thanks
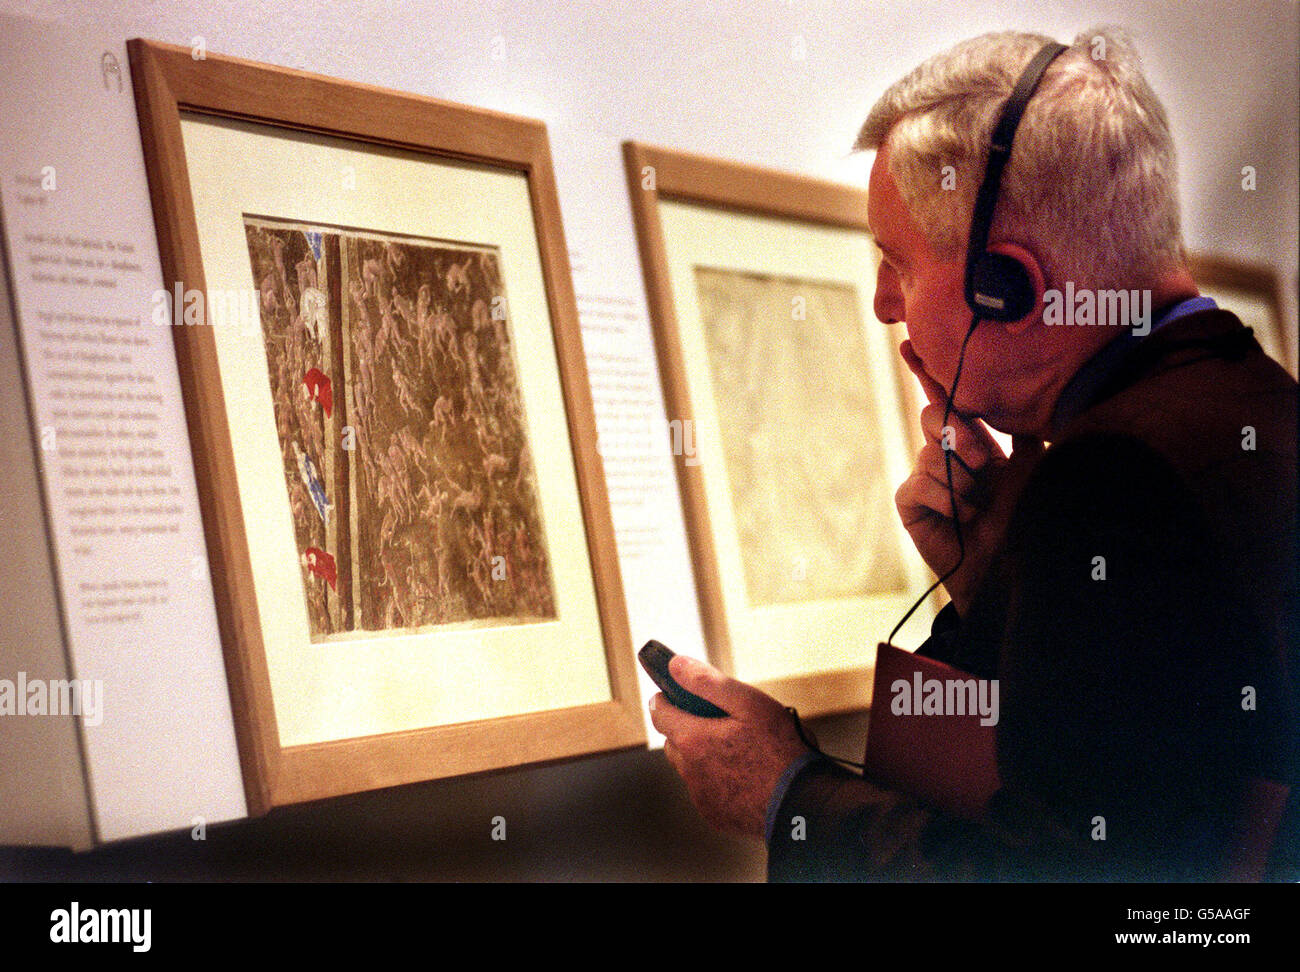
[919,403,1000,466]
[920,445,986,506]
[668,654,780,721]
[649,691,695,737]
[649,685,730,741]
[900,340,948,407]
[897,469,981,524]
[911,439,986,503]
[897,440,989,521]
[901,342,1008,498]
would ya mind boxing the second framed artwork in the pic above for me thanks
[129,40,644,812]
[624,143,935,716]
[1187,253,1295,379]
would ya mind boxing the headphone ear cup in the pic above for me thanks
[968,252,1036,322]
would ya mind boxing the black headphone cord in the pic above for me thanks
[886,314,983,646]
[788,315,984,773]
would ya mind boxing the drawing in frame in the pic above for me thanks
[129,39,644,813]
[623,142,936,718]
[1188,253,1295,379]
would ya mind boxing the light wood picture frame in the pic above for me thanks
[623,142,935,718]
[1188,252,1295,379]
[129,39,644,813]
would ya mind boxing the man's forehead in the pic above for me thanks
[865,149,887,237]
[866,146,904,245]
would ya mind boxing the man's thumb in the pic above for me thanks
[669,655,774,718]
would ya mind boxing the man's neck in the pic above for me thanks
[1146,266,1201,316]
[1008,268,1202,440]
[1047,284,1209,436]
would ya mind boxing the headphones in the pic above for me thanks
[801,40,1075,764]
[964,40,1068,323]
[884,39,1069,652]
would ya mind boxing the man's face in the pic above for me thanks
[867,142,979,410]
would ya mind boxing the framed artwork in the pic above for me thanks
[623,142,935,717]
[129,39,643,812]
[1188,253,1295,379]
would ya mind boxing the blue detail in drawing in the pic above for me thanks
[293,441,332,525]
[305,231,324,262]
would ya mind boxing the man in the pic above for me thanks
[650,28,1297,880]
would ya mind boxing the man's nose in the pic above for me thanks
[874,263,903,325]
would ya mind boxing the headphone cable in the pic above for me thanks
[791,315,984,772]
[887,315,983,646]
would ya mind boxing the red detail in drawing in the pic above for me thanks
[303,546,337,591]
[303,368,333,418]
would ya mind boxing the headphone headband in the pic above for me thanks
[964,41,1068,320]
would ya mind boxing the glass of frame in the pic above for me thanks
[623,142,936,718]
[129,39,643,812]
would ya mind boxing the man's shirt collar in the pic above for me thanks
[1049,296,1218,435]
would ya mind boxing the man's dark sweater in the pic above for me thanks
[767,307,1298,881]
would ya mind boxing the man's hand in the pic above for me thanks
[895,339,1042,614]
[649,654,812,840]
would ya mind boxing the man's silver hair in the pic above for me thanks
[857,27,1185,293]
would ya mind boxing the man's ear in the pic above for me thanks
[986,241,1046,334]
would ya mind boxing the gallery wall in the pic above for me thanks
[4,0,1296,326]
[2,0,1295,880]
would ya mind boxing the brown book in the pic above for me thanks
[864,642,1000,818]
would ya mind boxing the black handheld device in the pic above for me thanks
[638,640,728,718]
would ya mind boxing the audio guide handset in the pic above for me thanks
[638,640,728,718]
